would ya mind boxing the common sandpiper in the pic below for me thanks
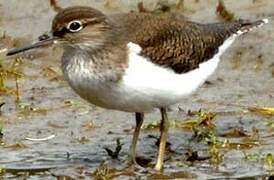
[6,6,269,171]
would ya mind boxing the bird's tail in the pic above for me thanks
[235,18,269,35]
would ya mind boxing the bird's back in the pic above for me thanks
[111,12,267,74]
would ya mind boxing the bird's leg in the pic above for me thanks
[129,112,144,165]
[155,108,169,171]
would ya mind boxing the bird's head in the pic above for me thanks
[7,6,113,56]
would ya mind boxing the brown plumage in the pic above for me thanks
[52,6,109,37]
[51,6,266,74]
[112,13,266,73]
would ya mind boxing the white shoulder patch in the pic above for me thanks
[127,42,142,53]
[120,38,235,109]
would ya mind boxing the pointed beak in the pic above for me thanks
[6,33,57,56]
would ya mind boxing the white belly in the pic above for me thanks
[64,39,235,113]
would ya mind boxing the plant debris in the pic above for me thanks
[185,150,210,162]
[74,136,90,144]
[0,166,52,177]
[231,50,243,70]
[265,153,273,171]
[216,0,235,22]
[0,124,3,139]
[175,0,184,10]
[4,143,28,150]
[137,2,149,13]
[248,107,274,116]
[191,111,217,143]
[202,135,223,166]
[94,164,110,179]
[49,0,62,12]
[270,63,274,78]
[221,127,248,137]
[254,54,264,72]
[0,56,24,103]
[82,120,94,129]
[222,141,257,150]
[93,164,136,179]
[0,102,4,109]
[18,102,48,117]
[142,120,160,129]
[25,134,55,141]
[41,66,63,81]
[186,111,225,166]
[137,0,184,14]
[104,139,123,159]
[155,2,172,13]
[143,111,216,130]
[47,121,66,129]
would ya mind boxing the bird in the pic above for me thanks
[6,6,269,171]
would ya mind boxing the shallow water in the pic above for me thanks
[0,0,274,179]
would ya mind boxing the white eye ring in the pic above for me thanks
[67,20,83,32]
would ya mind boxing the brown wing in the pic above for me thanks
[113,13,266,74]
[135,20,232,74]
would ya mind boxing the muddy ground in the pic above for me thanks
[0,0,274,179]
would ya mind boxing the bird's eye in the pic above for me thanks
[67,20,83,32]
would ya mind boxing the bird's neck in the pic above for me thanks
[61,40,128,82]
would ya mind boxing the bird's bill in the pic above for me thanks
[6,33,57,56]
